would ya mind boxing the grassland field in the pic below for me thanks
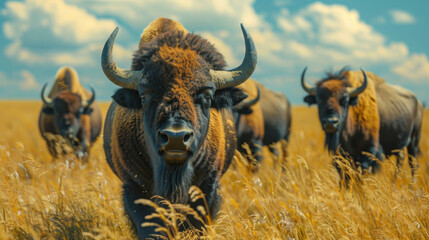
[0,101,428,239]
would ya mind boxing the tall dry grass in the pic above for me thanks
[0,101,428,239]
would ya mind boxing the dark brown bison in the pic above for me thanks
[39,67,102,162]
[234,79,291,169]
[301,67,423,182]
[101,18,256,238]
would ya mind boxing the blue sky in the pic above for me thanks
[1,0,428,104]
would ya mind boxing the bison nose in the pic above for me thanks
[157,127,195,151]
[322,118,339,125]
[322,117,339,133]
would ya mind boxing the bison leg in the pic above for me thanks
[332,158,352,189]
[391,150,405,177]
[182,176,221,233]
[407,145,420,178]
[250,140,264,171]
[268,144,279,158]
[407,128,421,177]
[122,181,164,240]
[239,140,263,171]
[366,145,383,174]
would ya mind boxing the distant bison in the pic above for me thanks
[101,18,257,238]
[301,67,423,182]
[39,67,102,161]
[234,79,291,169]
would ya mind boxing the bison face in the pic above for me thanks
[143,86,213,165]
[41,85,95,143]
[103,24,256,202]
[137,56,215,166]
[315,81,357,134]
[301,67,368,152]
[103,25,256,163]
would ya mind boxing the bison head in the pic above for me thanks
[102,24,256,201]
[41,85,95,143]
[301,67,367,152]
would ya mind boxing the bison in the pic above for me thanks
[39,67,102,162]
[234,79,291,169]
[301,67,423,183]
[101,18,257,238]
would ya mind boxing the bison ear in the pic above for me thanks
[42,106,55,115]
[83,107,93,115]
[112,88,142,109]
[232,88,248,106]
[349,96,358,106]
[237,107,253,115]
[212,87,247,109]
[303,95,317,105]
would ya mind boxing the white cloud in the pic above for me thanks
[0,70,39,90]
[393,54,429,82]
[68,0,272,66]
[390,10,416,24]
[67,0,425,84]
[19,70,39,90]
[1,0,129,66]
[1,0,426,96]
[275,2,410,66]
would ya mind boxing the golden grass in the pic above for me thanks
[0,101,428,239]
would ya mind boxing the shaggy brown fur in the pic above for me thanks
[138,17,188,49]
[237,79,264,139]
[234,79,291,167]
[39,66,102,160]
[48,67,91,100]
[103,17,251,239]
[304,67,423,181]
[344,70,380,142]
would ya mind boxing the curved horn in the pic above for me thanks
[82,87,95,108]
[210,24,257,89]
[301,67,316,96]
[101,27,143,90]
[347,68,368,97]
[41,83,53,107]
[233,86,260,111]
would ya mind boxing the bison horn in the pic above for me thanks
[82,87,96,108]
[101,27,143,90]
[301,67,316,96]
[347,69,368,97]
[41,83,54,107]
[232,86,260,111]
[210,24,257,89]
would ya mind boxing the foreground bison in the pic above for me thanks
[234,79,291,169]
[301,67,423,182]
[102,18,256,238]
[39,67,102,161]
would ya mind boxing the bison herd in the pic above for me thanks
[36,18,423,239]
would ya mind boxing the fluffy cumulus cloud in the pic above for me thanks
[69,0,268,67]
[390,10,416,24]
[2,0,130,66]
[1,0,428,100]
[393,54,429,82]
[275,2,411,70]
[0,70,39,90]
[19,70,39,90]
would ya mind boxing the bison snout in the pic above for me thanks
[157,126,195,163]
[322,117,339,133]
[157,126,195,151]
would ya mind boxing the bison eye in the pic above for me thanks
[140,95,149,102]
[204,94,213,102]
[339,96,348,106]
